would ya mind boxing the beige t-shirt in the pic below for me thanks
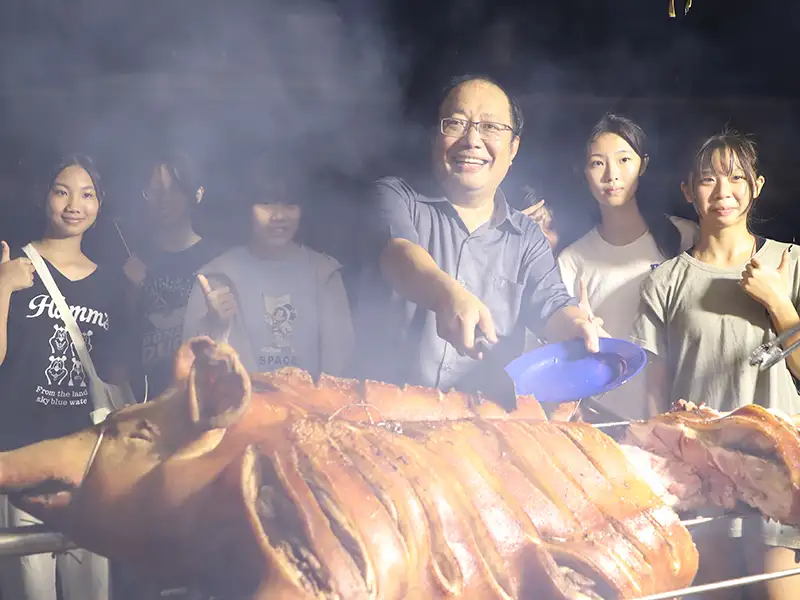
[632,238,800,416]
[631,238,800,547]
[557,217,698,420]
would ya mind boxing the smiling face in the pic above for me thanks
[682,147,764,230]
[584,132,646,209]
[45,165,101,239]
[249,178,301,248]
[433,79,520,202]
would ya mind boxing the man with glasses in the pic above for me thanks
[355,75,606,401]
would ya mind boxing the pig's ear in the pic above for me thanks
[185,337,252,429]
[174,337,209,383]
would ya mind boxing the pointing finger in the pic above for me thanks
[0,241,9,264]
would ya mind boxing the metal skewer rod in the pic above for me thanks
[112,218,133,259]
[0,525,75,557]
[634,565,800,600]
[679,515,719,528]
[591,420,631,429]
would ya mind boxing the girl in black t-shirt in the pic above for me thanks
[121,152,223,399]
[0,155,127,600]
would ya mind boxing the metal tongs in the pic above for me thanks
[749,322,800,371]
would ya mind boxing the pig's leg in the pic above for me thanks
[0,498,58,600]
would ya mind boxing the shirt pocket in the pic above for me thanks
[482,275,525,337]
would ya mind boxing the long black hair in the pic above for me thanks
[587,113,682,259]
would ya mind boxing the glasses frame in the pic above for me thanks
[439,117,516,141]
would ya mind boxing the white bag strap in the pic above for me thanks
[22,244,114,421]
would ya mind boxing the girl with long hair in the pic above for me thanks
[558,113,698,420]
[0,154,132,600]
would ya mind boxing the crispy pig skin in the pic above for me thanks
[226,369,699,599]
[623,404,800,525]
[249,368,548,422]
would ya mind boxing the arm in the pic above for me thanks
[644,353,669,416]
[319,269,355,376]
[765,299,800,379]
[182,279,217,342]
[370,179,496,357]
[380,238,462,314]
[740,250,800,379]
[631,276,671,417]
[0,242,35,366]
[519,229,603,351]
[371,179,459,314]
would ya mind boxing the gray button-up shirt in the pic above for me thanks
[355,176,576,395]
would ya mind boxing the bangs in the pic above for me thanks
[691,133,759,194]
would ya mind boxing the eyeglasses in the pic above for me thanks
[440,117,515,141]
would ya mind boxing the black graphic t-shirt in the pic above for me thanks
[135,238,223,398]
[0,250,131,451]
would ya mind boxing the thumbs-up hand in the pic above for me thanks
[197,273,238,327]
[0,241,35,293]
[740,247,793,310]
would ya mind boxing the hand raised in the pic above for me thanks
[0,241,35,293]
[197,273,238,326]
[522,199,559,248]
[740,249,792,310]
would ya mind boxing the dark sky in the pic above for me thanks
[0,1,796,96]
[394,1,798,99]
[0,0,798,257]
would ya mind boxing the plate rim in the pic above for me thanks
[504,337,647,403]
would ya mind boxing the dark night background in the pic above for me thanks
[0,0,798,276]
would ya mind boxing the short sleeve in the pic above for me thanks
[367,177,421,247]
[521,225,577,334]
[557,248,579,298]
[631,273,668,358]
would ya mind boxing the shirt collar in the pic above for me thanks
[418,187,523,235]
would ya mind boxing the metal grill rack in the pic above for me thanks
[1,520,797,600]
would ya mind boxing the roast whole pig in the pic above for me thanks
[0,337,704,599]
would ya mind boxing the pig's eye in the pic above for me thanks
[130,419,158,442]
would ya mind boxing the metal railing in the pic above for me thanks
[0,524,75,557]
[0,526,196,597]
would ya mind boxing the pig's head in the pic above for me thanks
[0,337,280,597]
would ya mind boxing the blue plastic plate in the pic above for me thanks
[504,338,647,404]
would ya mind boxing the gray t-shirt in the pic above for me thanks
[632,239,800,547]
[182,245,344,376]
[632,239,800,415]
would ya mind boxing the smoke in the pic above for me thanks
[0,0,408,258]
